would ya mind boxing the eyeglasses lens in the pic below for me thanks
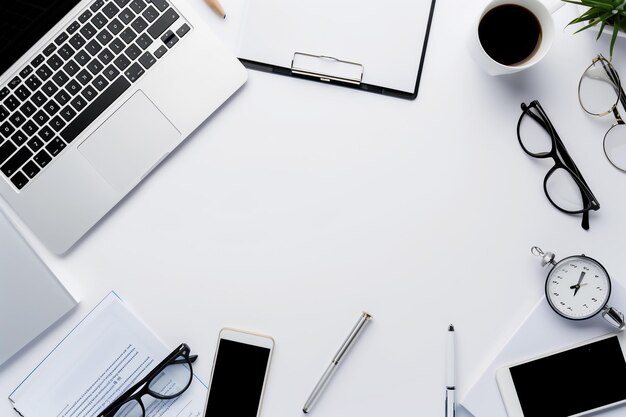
[112,399,144,417]
[545,167,585,212]
[147,355,192,398]
[518,107,553,156]
[579,59,620,116]
[603,124,626,171]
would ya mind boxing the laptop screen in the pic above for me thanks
[0,0,81,76]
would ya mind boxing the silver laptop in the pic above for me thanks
[0,0,247,254]
[0,209,77,366]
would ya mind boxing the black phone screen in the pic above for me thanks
[204,338,271,416]
[509,335,626,417]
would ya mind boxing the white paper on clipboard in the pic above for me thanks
[238,0,435,95]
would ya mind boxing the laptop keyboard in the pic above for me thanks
[0,0,191,191]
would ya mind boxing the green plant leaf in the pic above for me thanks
[580,0,614,10]
[574,13,613,33]
[597,20,608,38]
[610,14,620,59]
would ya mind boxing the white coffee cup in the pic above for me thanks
[469,0,563,75]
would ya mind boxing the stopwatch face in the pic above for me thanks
[545,255,611,320]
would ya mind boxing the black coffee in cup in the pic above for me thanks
[478,4,542,66]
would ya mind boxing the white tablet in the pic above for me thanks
[496,332,626,417]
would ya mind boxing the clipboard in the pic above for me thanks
[237,0,437,100]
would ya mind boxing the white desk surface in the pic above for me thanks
[2,1,626,416]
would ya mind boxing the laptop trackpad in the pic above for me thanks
[78,91,180,191]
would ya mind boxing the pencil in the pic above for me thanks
[205,0,226,19]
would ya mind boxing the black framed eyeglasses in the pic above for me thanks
[517,100,600,230]
[98,343,198,417]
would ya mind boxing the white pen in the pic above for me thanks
[446,324,456,417]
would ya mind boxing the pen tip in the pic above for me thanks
[302,409,308,414]
[448,324,454,331]
[223,14,226,19]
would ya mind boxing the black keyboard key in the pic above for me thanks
[176,23,190,38]
[164,32,178,48]
[47,54,64,71]
[34,150,52,168]
[108,18,124,35]
[42,81,59,97]
[36,64,53,81]
[125,44,142,60]
[33,110,50,126]
[25,75,42,91]
[67,21,81,35]
[49,116,66,132]
[77,69,93,86]
[154,45,167,58]
[23,161,41,179]
[138,51,156,69]
[53,71,70,87]
[22,120,38,137]
[0,88,9,100]
[60,77,130,143]
[129,0,146,13]
[79,10,93,23]
[98,49,115,65]
[119,8,136,25]
[60,105,77,122]
[80,23,97,40]
[15,86,31,101]
[4,95,20,111]
[9,111,25,127]
[136,34,152,49]
[76,50,91,66]
[10,172,28,189]
[91,0,105,12]
[55,32,69,45]
[114,0,131,7]
[46,137,66,156]
[11,130,28,146]
[0,141,17,165]
[38,126,55,142]
[1,122,15,138]
[109,38,126,55]
[69,34,87,50]
[71,96,87,112]
[92,75,109,91]
[103,64,120,81]
[82,85,98,101]
[91,12,108,29]
[124,62,144,82]
[44,100,61,116]
[114,55,131,70]
[27,137,44,152]
[31,54,45,67]
[19,66,33,79]
[31,92,47,107]
[86,39,103,56]
[151,0,169,12]
[8,76,21,89]
[142,6,159,23]
[58,44,75,60]
[97,29,113,46]
[55,90,71,107]
[66,80,82,96]
[103,2,120,18]
[20,102,36,118]
[148,8,179,39]
[64,60,80,77]
[131,16,148,33]
[120,27,137,44]
[43,43,57,57]
[0,105,9,121]
[87,60,104,76]
[1,147,32,177]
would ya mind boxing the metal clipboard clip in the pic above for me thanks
[291,52,364,85]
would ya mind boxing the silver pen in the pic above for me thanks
[302,311,373,414]
[446,324,456,417]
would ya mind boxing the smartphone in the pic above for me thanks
[203,328,274,417]
[496,332,626,417]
